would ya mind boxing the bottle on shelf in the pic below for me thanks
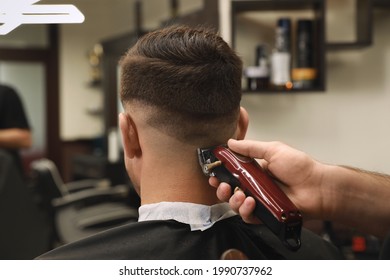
[292,19,317,89]
[270,18,293,90]
[244,44,270,91]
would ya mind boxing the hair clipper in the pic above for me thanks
[197,145,302,251]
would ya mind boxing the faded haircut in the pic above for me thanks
[119,25,243,146]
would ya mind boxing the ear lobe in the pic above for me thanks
[119,113,141,159]
[235,107,249,140]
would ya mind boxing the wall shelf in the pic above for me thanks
[230,0,325,93]
[326,0,372,50]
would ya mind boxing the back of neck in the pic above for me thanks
[139,150,220,206]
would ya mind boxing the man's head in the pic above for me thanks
[118,25,248,199]
[120,25,244,146]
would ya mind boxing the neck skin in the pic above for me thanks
[139,139,220,206]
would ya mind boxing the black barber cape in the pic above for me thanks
[37,216,343,259]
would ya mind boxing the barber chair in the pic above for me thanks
[30,158,139,246]
[0,150,50,259]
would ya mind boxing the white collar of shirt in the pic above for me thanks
[138,201,237,231]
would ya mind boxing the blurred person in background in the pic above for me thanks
[0,84,32,177]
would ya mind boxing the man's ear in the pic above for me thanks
[119,112,141,159]
[235,106,249,140]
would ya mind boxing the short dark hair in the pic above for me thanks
[120,25,243,145]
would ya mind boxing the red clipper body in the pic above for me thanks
[197,145,302,251]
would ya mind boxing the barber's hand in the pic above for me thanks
[210,139,324,223]
[210,176,260,224]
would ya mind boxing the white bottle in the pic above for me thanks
[271,18,292,90]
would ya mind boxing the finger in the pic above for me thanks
[216,182,233,202]
[208,176,220,188]
[228,190,246,213]
[238,196,261,224]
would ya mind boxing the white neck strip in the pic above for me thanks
[138,202,237,231]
